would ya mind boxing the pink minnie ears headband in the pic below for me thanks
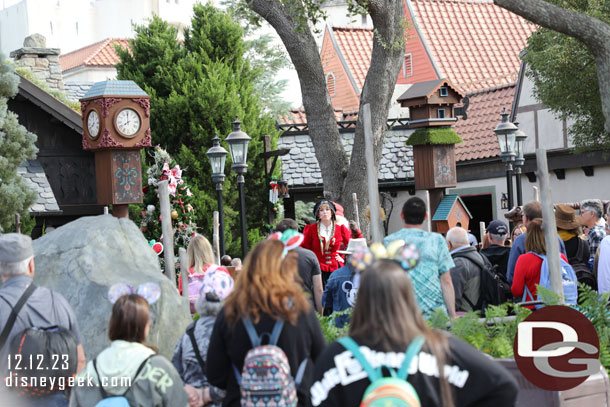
[268,229,304,258]
[349,240,420,273]
[108,282,161,305]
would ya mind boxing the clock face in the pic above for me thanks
[115,108,141,137]
[87,110,100,138]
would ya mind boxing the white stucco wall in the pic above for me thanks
[62,66,117,82]
[1,0,196,56]
[454,165,610,225]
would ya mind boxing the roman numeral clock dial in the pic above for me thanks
[115,108,141,137]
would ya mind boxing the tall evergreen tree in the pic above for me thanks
[116,5,278,256]
[0,55,37,231]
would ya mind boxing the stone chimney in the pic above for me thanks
[10,33,64,91]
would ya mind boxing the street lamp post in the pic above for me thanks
[206,134,228,256]
[494,108,517,210]
[225,117,251,259]
[513,122,528,207]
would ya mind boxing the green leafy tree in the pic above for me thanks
[222,1,293,116]
[116,4,278,256]
[0,56,37,231]
[494,0,610,149]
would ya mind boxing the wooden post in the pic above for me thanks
[15,213,21,234]
[352,193,360,230]
[535,149,563,301]
[158,180,176,285]
[179,247,189,301]
[362,103,382,243]
[213,211,220,264]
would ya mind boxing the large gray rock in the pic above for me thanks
[32,215,191,359]
[23,33,46,48]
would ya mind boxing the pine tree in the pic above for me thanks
[0,55,37,231]
[116,5,278,256]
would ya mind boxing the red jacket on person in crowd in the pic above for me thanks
[511,252,569,308]
[301,223,361,273]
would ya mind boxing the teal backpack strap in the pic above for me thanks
[338,337,380,381]
[397,335,425,380]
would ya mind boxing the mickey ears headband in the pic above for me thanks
[108,282,161,305]
[349,239,420,273]
[268,229,304,258]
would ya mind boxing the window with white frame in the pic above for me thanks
[403,53,413,77]
[439,86,448,97]
[437,109,446,119]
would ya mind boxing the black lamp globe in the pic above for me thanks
[494,108,517,162]
[225,117,251,173]
[206,134,228,184]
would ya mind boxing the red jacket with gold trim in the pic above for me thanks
[302,222,358,273]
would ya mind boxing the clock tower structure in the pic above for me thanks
[80,80,151,218]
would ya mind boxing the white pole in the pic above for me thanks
[479,221,486,248]
[179,247,188,301]
[352,193,361,231]
[213,211,220,264]
[535,149,563,301]
[362,103,382,243]
[158,180,176,285]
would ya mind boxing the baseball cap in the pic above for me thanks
[486,220,508,235]
[0,233,33,263]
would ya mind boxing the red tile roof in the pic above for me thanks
[60,38,130,72]
[278,107,357,124]
[331,26,373,91]
[453,84,516,161]
[410,0,535,92]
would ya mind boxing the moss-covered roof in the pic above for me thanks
[406,127,463,146]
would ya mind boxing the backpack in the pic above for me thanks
[337,336,425,407]
[522,252,578,309]
[7,325,78,398]
[452,251,511,312]
[93,354,153,407]
[570,238,597,290]
[233,317,307,407]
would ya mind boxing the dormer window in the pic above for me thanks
[439,86,448,97]
[437,109,446,119]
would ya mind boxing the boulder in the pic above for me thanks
[23,33,46,48]
[32,215,191,360]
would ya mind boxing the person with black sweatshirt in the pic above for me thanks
[311,259,519,407]
[206,239,326,407]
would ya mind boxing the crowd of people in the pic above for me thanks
[1,195,609,406]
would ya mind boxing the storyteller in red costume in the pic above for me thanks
[302,200,362,285]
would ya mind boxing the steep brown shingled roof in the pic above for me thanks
[410,0,535,92]
[331,26,373,92]
[60,38,130,72]
[454,84,516,161]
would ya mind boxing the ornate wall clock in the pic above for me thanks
[80,81,151,212]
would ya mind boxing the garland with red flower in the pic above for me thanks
[140,146,198,263]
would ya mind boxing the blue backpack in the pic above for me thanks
[522,252,578,308]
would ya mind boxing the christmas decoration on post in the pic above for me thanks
[80,81,151,218]
[269,181,279,204]
[139,146,198,271]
